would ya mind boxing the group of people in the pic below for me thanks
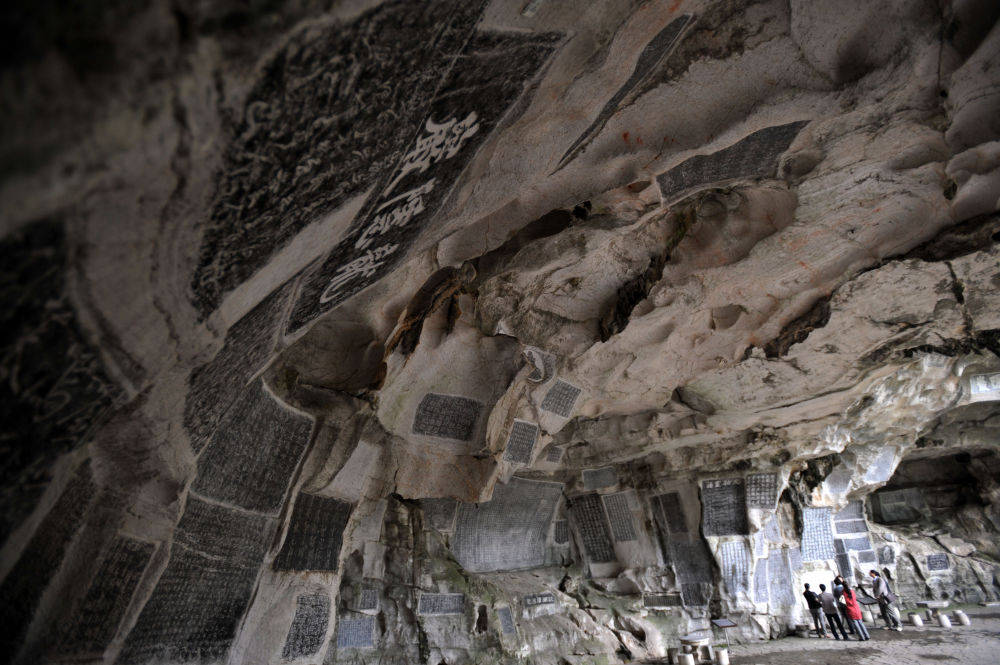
[802,570,902,641]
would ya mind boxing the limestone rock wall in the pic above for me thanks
[1,0,1000,664]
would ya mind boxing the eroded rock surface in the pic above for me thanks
[1,1,999,664]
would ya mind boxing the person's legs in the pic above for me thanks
[810,608,826,636]
[841,607,855,633]
[852,619,870,640]
[830,613,849,639]
[878,599,893,628]
[888,603,902,629]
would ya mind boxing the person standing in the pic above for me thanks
[803,583,827,637]
[842,586,870,641]
[868,570,902,631]
[833,575,856,635]
[820,584,850,640]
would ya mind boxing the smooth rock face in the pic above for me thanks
[1,1,999,664]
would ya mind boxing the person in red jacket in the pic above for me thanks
[842,586,870,641]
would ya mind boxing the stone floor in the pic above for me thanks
[728,608,1000,665]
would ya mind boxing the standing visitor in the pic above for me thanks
[868,570,902,631]
[842,586,871,641]
[803,583,827,637]
[819,584,850,640]
[833,575,856,635]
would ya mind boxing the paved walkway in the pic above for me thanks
[729,607,1000,665]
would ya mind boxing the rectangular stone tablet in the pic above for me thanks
[754,558,769,604]
[452,477,564,572]
[767,551,794,606]
[669,537,714,583]
[422,498,458,532]
[356,587,379,611]
[602,493,637,542]
[497,606,515,634]
[702,478,749,536]
[57,536,155,656]
[273,493,353,572]
[546,446,564,463]
[745,473,779,509]
[583,466,617,489]
[554,519,569,544]
[835,500,865,521]
[282,594,330,658]
[719,540,750,594]
[412,393,483,441]
[652,492,687,534]
[540,380,582,417]
[926,553,949,571]
[835,520,868,535]
[764,516,782,542]
[336,614,375,649]
[801,507,835,561]
[681,583,709,607]
[568,493,616,563]
[643,593,682,608]
[418,593,465,615]
[788,547,803,570]
[836,553,853,581]
[841,536,872,551]
[857,550,876,563]
[503,420,539,464]
[877,545,895,565]
[523,593,556,607]
[192,379,313,514]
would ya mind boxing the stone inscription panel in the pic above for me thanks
[0,221,123,542]
[412,393,483,441]
[836,553,853,581]
[719,540,750,594]
[681,583,709,608]
[0,463,96,662]
[753,558,769,604]
[652,491,687,534]
[745,473,779,509]
[669,538,713,583]
[192,379,313,514]
[540,380,582,417]
[702,478,748,536]
[568,493,616,563]
[357,587,379,612]
[926,553,950,571]
[857,550,876,563]
[835,520,868,535]
[336,614,375,649]
[58,536,155,657]
[657,120,809,204]
[503,420,539,464]
[422,498,458,532]
[555,14,693,171]
[835,500,864,521]
[841,536,872,552]
[183,283,291,454]
[452,477,563,572]
[602,493,637,542]
[546,446,564,463]
[287,27,563,331]
[418,593,465,615]
[497,607,515,634]
[554,519,569,544]
[583,466,617,490]
[768,551,794,607]
[801,507,835,561]
[643,593,682,608]
[273,493,353,572]
[118,498,272,665]
[878,545,895,565]
[523,593,555,607]
[282,594,330,659]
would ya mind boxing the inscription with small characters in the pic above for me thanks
[273,493,353,572]
[669,538,713,583]
[768,551,794,606]
[719,540,750,594]
[336,614,375,649]
[681,583,709,607]
[282,594,330,659]
[836,553,853,581]
[418,593,465,615]
[926,553,949,571]
[540,380,582,417]
[583,466,617,490]
[504,420,539,464]
[546,446,564,463]
[422,498,458,532]
[753,559,769,604]
[835,500,864,521]
[656,120,809,204]
[857,550,876,563]
[554,520,569,545]
[643,593,682,608]
[840,536,872,552]
[412,393,483,441]
[835,520,868,535]
[569,493,616,563]
[702,478,748,536]
[497,607,515,634]
[602,493,637,542]
[57,536,155,657]
[356,587,379,612]
[652,492,687,534]
[745,473,779,509]
[801,507,835,561]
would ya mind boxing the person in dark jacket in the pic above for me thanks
[842,587,870,640]
[820,584,850,640]
[803,583,827,637]
[833,575,856,635]
[868,570,902,630]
